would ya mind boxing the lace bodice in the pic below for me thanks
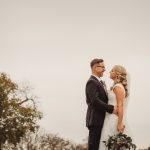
[107,83,128,120]
[108,83,127,109]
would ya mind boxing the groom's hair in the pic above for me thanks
[90,58,104,68]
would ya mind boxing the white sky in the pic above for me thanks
[0,0,150,148]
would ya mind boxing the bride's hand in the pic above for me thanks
[117,123,125,133]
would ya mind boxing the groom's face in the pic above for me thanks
[95,62,105,77]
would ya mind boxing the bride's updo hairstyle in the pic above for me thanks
[113,65,128,97]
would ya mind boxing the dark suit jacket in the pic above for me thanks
[85,75,114,127]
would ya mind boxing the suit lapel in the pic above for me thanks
[91,75,108,97]
[91,75,103,88]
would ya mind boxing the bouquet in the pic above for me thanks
[103,132,136,150]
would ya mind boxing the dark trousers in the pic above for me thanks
[88,125,103,150]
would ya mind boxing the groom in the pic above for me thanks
[85,58,117,150]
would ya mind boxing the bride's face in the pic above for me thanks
[109,69,116,79]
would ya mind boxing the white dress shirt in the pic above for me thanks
[92,74,101,82]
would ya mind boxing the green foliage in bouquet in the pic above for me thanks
[103,133,136,150]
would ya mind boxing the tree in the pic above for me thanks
[0,73,42,149]
[1,129,88,150]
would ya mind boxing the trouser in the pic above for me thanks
[88,125,103,150]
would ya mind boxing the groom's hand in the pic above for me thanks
[113,106,118,115]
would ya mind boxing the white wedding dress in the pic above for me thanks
[99,83,132,150]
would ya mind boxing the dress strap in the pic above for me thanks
[113,83,125,94]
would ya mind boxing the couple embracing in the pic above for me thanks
[85,58,131,150]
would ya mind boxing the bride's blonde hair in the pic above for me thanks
[112,65,128,97]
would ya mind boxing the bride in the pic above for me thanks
[99,65,132,150]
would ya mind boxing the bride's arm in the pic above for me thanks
[113,86,125,133]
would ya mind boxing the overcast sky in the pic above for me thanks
[0,0,150,148]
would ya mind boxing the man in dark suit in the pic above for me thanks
[85,58,117,150]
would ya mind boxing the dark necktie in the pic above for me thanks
[100,80,108,95]
[100,80,104,86]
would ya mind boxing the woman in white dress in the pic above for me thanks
[99,65,131,150]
